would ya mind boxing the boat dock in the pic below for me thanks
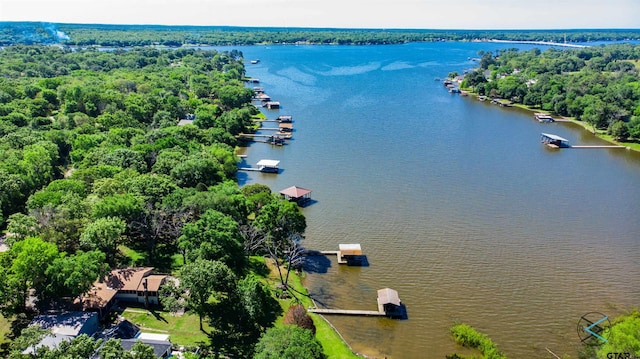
[308,288,407,319]
[238,159,281,173]
[239,133,292,139]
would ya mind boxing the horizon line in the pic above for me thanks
[2,21,640,32]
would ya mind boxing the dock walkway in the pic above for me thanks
[319,250,346,264]
[571,145,627,149]
[308,308,385,316]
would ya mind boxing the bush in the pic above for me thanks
[449,323,506,359]
[283,304,316,335]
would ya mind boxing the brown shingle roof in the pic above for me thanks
[279,186,312,198]
[82,267,166,310]
[137,275,166,292]
[106,267,154,291]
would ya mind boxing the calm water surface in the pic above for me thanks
[226,42,640,358]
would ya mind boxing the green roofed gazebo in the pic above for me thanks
[279,185,312,205]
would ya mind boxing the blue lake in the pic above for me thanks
[222,42,640,358]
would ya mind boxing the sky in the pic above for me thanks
[1,0,639,30]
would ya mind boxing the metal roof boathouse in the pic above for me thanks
[256,159,280,173]
[541,133,570,148]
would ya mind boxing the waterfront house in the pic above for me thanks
[95,320,173,358]
[121,333,172,358]
[82,267,168,318]
[24,312,99,354]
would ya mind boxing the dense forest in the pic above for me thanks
[0,45,326,358]
[1,22,640,46]
[461,44,640,142]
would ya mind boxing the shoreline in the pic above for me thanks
[485,39,589,48]
[462,89,639,152]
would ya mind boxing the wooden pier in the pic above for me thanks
[308,308,385,316]
[570,145,627,149]
[239,133,292,139]
[319,250,346,264]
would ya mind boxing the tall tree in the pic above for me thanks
[44,250,107,305]
[254,325,326,359]
[179,259,236,331]
[178,209,246,272]
[8,236,59,310]
[79,216,126,265]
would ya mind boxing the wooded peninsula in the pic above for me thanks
[459,44,640,147]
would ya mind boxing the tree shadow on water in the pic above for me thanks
[301,252,332,274]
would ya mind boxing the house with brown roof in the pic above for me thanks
[82,267,167,318]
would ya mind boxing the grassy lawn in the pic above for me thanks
[262,257,362,359]
[116,256,360,357]
[0,313,10,349]
[118,245,146,266]
[120,308,211,347]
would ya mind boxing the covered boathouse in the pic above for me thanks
[541,133,570,148]
[256,159,280,173]
[279,185,312,205]
[377,288,407,319]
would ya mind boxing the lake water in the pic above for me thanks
[226,42,640,358]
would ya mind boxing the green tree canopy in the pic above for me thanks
[178,209,246,271]
[254,325,326,359]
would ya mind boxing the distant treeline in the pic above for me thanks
[1,22,640,46]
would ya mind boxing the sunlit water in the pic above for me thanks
[222,42,640,358]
